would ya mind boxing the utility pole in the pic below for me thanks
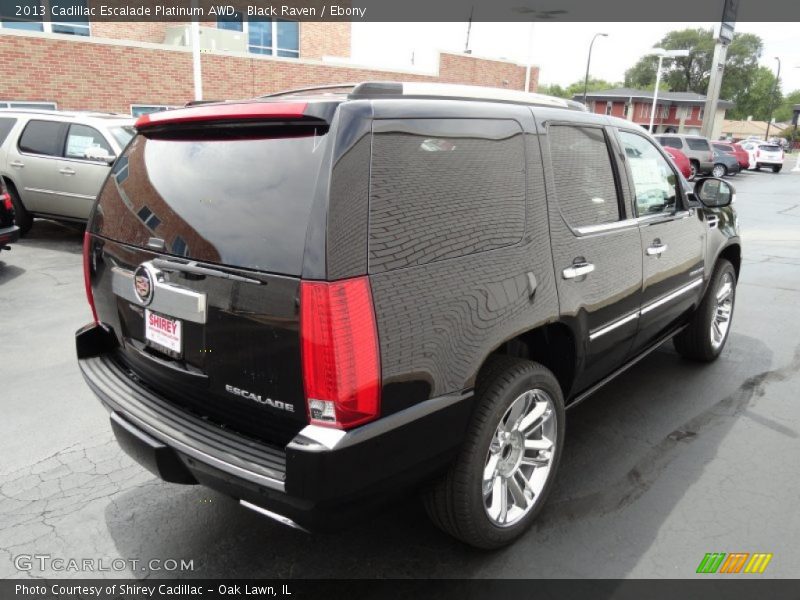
[701,2,737,139]
[764,57,781,141]
[464,6,473,54]
[525,22,535,93]
[700,41,728,139]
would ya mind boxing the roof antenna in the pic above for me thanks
[464,5,473,54]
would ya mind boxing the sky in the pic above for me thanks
[350,22,800,94]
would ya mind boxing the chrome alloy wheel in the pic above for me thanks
[712,164,726,178]
[711,272,734,350]
[482,389,556,527]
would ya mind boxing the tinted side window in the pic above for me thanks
[0,117,17,146]
[686,137,710,151]
[659,136,682,149]
[65,124,112,159]
[618,130,678,216]
[368,119,525,273]
[548,125,620,228]
[19,120,64,156]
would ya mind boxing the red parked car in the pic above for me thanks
[713,142,750,170]
[663,146,692,179]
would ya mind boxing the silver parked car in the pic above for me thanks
[655,134,715,180]
[0,110,134,234]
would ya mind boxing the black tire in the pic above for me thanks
[6,182,32,236]
[689,161,699,180]
[772,165,782,173]
[674,259,736,362]
[422,356,565,549]
[712,164,727,178]
[754,163,761,170]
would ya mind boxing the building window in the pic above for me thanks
[660,105,669,119]
[130,105,179,117]
[137,206,162,231]
[217,17,299,57]
[605,102,613,115]
[0,0,89,36]
[0,100,56,110]
[217,11,243,32]
[640,104,651,119]
[698,107,705,120]
[171,236,188,257]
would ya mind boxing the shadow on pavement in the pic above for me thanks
[101,332,790,578]
[18,219,83,253]
[0,261,24,285]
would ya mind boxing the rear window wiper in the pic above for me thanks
[152,258,264,285]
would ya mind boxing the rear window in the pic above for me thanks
[713,143,732,152]
[368,118,525,273]
[93,124,328,275]
[760,144,781,152]
[19,120,64,156]
[0,117,17,146]
[686,137,710,151]
[658,136,682,149]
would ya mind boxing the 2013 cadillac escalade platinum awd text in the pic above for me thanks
[76,82,741,549]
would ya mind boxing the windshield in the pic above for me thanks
[109,126,135,149]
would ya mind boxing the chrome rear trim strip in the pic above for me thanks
[640,278,703,315]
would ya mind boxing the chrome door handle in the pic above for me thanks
[59,167,76,175]
[707,215,719,229]
[562,262,595,279]
[646,243,668,256]
[10,161,24,168]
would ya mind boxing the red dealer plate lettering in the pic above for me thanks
[144,309,182,356]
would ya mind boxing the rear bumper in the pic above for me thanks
[76,323,473,531]
[0,224,19,246]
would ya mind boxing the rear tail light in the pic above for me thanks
[1,193,11,211]
[83,232,99,324]
[300,277,381,430]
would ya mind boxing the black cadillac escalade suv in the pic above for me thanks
[76,82,741,548]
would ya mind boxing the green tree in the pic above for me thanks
[727,66,781,121]
[624,29,762,100]
[623,28,781,121]
[538,78,621,100]
[774,89,800,123]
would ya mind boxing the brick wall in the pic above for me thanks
[0,31,536,113]
[91,21,351,59]
[299,22,350,59]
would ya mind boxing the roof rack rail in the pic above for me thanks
[260,83,358,98]
[348,82,587,111]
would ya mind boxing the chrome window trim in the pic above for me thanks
[574,210,692,236]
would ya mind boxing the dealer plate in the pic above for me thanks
[144,309,182,357]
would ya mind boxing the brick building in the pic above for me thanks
[0,19,538,115]
[577,88,733,139]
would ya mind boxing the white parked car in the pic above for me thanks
[739,141,784,173]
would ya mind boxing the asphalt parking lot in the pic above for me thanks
[1,160,799,579]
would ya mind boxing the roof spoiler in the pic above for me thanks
[134,101,328,130]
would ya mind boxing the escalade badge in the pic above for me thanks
[133,265,154,305]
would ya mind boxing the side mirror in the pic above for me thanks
[694,177,734,208]
[84,146,116,165]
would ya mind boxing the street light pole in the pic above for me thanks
[646,48,690,134]
[649,55,664,133]
[765,57,781,141]
[582,33,608,105]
